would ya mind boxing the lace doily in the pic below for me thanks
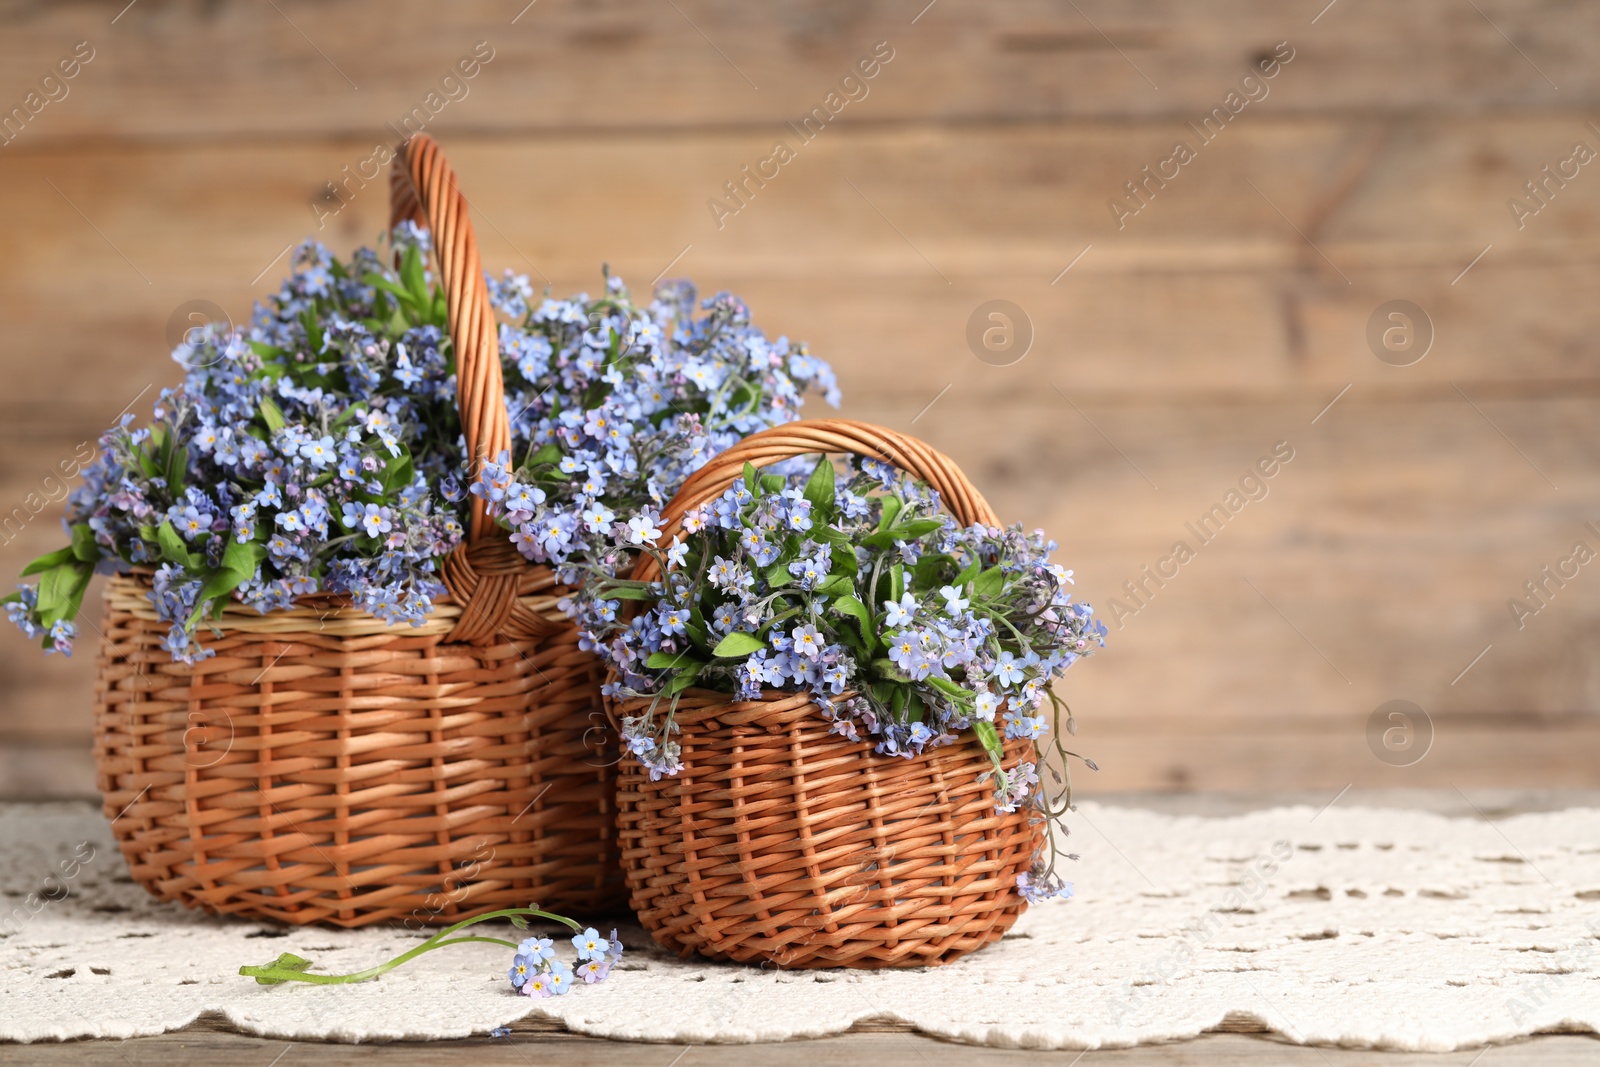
[3,800,1597,1050]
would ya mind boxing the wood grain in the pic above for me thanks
[3,1021,1596,1064]
[3,117,1600,423]
[0,0,1595,144]
[2,1,1598,798]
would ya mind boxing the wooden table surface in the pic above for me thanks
[13,1025,1599,1066]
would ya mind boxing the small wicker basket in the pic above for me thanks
[92,135,624,927]
[612,420,1043,968]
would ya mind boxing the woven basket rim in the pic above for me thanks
[610,685,852,727]
[610,686,1041,767]
[104,568,566,639]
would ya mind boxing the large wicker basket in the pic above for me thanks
[92,135,623,927]
[612,420,1043,968]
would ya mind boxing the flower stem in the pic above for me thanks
[239,907,578,986]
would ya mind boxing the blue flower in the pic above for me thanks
[626,512,662,546]
[993,651,1025,687]
[358,503,393,538]
[665,539,689,569]
[938,584,969,614]
[517,936,555,961]
[790,624,824,660]
[544,960,574,996]
[656,605,688,637]
[973,689,1000,721]
[299,435,336,469]
[882,593,917,628]
[173,504,213,541]
[508,952,537,988]
[571,927,610,961]
[46,619,75,657]
[506,482,545,514]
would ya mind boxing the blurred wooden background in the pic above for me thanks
[2,0,1598,799]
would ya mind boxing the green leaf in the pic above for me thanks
[815,573,854,597]
[300,309,325,357]
[906,691,927,722]
[259,396,287,434]
[221,539,263,582]
[68,524,99,564]
[877,495,904,532]
[871,657,913,684]
[828,542,858,579]
[156,522,195,569]
[742,462,759,494]
[912,552,952,592]
[892,518,944,541]
[764,560,792,588]
[19,547,76,577]
[802,455,836,512]
[973,565,1005,598]
[710,631,766,658]
[600,583,656,601]
[240,952,315,986]
[364,273,414,307]
[164,442,190,496]
[185,541,267,628]
[646,650,705,671]
[832,594,880,653]
[927,675,968,702]
[401,244,429,310]
[890,563,905,603]
[759,605,800,633]
[526,443,563,468]
[811,525,852,547]
[31,560,93,630]
[972,720,1004,762]
[666,667,703,696]
[379,444,414,495]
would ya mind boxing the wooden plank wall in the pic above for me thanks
[1,0,1597,797]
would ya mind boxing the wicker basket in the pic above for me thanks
[612,419,1043,968]
[92,135,623,927]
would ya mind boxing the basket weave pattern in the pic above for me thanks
[613,419,1043,967]
[91,136,622,926]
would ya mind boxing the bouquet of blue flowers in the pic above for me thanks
[5,228,467,663]
[477,270,839,572]
[6,234,836,663]
[564,430,1105,903]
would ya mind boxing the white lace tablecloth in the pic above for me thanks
[2,799,1597,1051]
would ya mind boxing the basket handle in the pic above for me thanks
[635,419,999,583]
[388,135,510,545]
[387,137,558,644]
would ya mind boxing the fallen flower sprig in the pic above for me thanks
[239,906,622,997]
